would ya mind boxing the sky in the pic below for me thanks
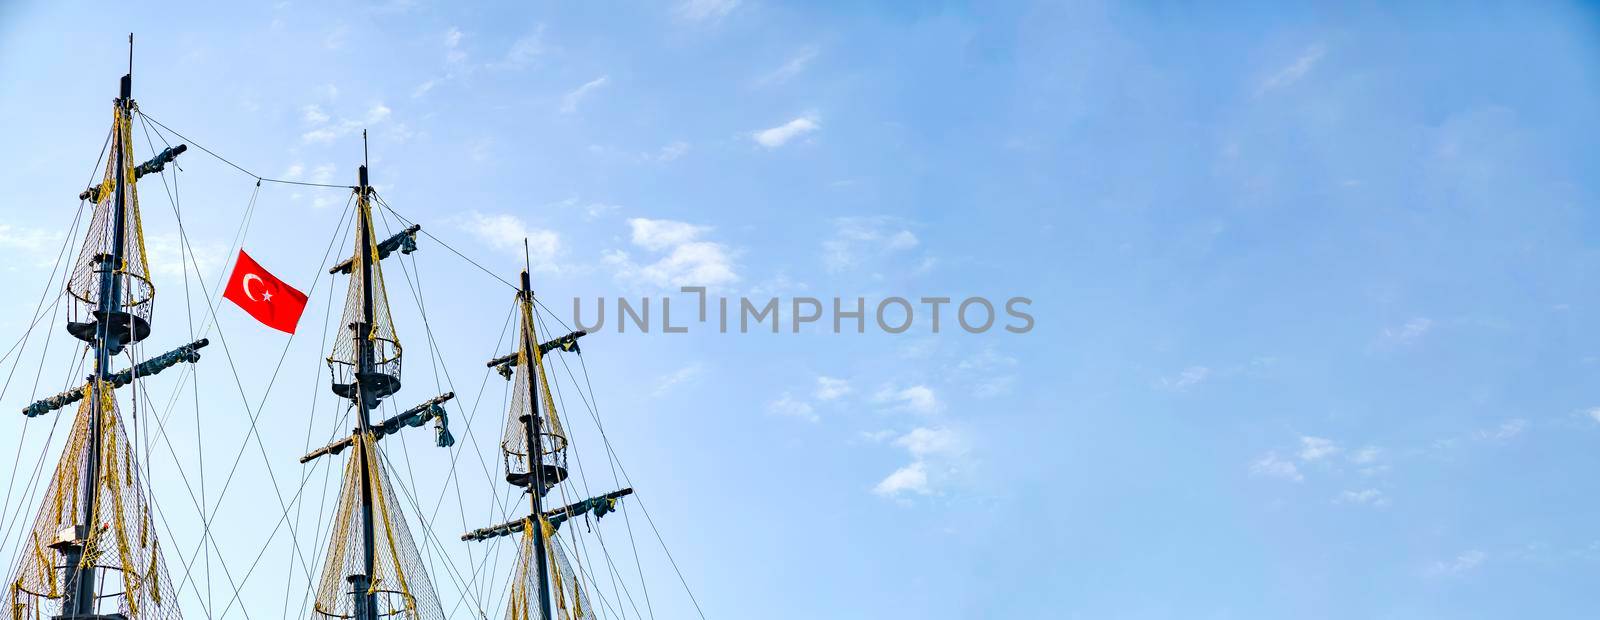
[0,1,1599,618]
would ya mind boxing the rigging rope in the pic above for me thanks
[136,110,355,190]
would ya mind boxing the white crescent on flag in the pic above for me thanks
[242,273,265,301]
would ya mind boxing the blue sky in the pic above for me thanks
[1,1,1599,618]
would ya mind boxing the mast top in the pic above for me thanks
[121,33,132,99]
[359,130,370,189]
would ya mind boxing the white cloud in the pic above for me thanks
[655,141,690,162]
[874,427,969,498]
[301,104,329,124]
[1297,436,1340,462]
[455,211,562,269]
[561,75,610,113]
[502,26,547,67]
[753,115,819,148]
[1380,317,1432,346]
[582,203,619,221]
[815,376,851,401]
[282,163,305,179]
[1589,407,1600,424]
[873,462,929,497]
[1250,452,1303,482]
[766,392,816,422]
[1348,446,1381,465]
[309,163,336,185]
[858,430,896,443]
[1159,365,1211,391]
[676,0,740,22]
[653,363,703,396]
[758,46,818,86]
[894,427,962,459]
[1257,44,1325,96]
[144,233,224,278]
[874,384,942,414]
[1476,418,1527,441]
[444,27,462,48]
[301,103,396,145]
[1427,550,1486,577]
[1336,488,1388,507]
[629,218,706,251]
[0,225,62,261]
[608,218,738,289]
[960,348,1018,398]
[822,216,919,272]
[974,376,1015,398]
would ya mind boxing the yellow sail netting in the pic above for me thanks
[311,434,441,620]
[327,195,402,396]
[500,303,569,479]
[5,383,179,619]
[67,109,154,327]
[503,518,594,620]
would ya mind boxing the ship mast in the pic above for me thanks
[460,260,630,619]
[10,34,203,619]
[60,35,137,619]
[350,131,380,620]
[517,269,555,620]
[303,130,453,620]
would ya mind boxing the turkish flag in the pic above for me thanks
[222,250,307,334]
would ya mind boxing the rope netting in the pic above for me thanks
[500,305,569,479]
[67,110,154,328]
[327,196,402,398]
[504,519,594,620]
[6,384,180,619]
[312,434,442,620]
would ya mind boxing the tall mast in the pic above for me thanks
[519,269,555,620]
[350,130,380,620]
[61,34,134,618]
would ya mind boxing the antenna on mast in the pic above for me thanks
[127,33,133,76]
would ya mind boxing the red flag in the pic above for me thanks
[223,250,307,334]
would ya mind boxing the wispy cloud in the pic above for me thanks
[1257,43,1326,96]
[1336,488,1389,507]
[758,46,818,86]
[301,103,393,144]
[144,232,224,278]
[561,75,610,113]
[875,427,967,498]
[654,363,704,396]
[654,141,690,162]
[894,427,962,459]
[676,0,740,22]
[874,462,930,496]
[605,217,738,289]
[1379,317,1432,347]
[753,115,819,148]
[301,104,329,124]
[497,24,547,69]
[815,376,851,401]
[1475,418,1527,441]
[822,216,918,272]
[766,392,816,422]
[1250,451,1303,482]
[0,224,63,260]
[454,211,562,270]
[873,384,942,414]
[1297,436,1340,462]
[1426,550,1486,577]
[1158,365,1210,391]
